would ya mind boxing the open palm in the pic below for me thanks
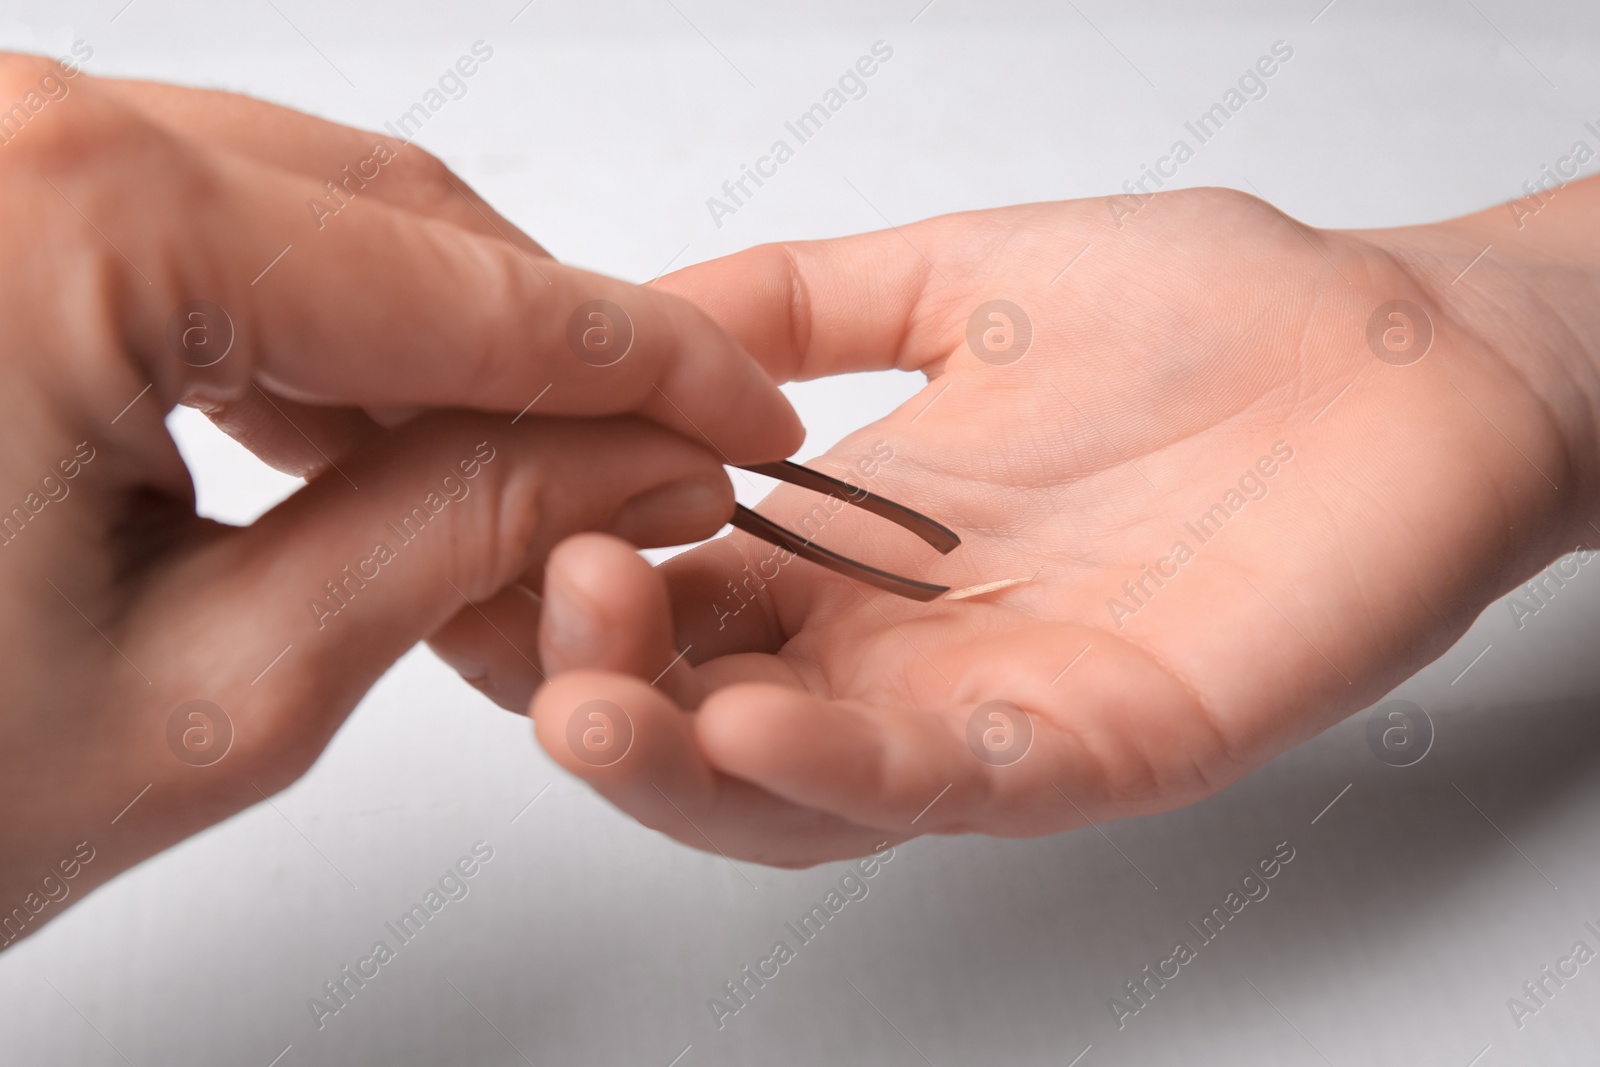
[525,188,1593,866]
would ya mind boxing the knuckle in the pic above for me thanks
[444,432,542,600]
[0,52,58,98]
[406,145,454,186]
[496,462,547,566]
[1184,185,1294,229]
[747,241,813,372]
[388,142,466,214]
[0,58,110,175]
[776,242,814,370]
[0,109,214,393]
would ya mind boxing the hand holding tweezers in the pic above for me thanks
[729,461,960,602]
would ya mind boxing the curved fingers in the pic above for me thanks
[690,622,1235,838]
[531,671,901,867]
[6,65,802,464]
[655,202,1080,382]
[103,75,549,257]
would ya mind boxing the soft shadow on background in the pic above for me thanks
[3,2,1600,1064]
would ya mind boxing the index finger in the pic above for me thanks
[23,67,803,463]
[104,76,549,259]
[654,205,1044,383]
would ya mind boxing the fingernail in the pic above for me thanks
[609,475,732,546]
[542,575,604,662]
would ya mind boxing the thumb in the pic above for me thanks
[136,411,732,786]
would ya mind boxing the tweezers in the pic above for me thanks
[729,461,960,601]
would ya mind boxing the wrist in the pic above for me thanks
[1357,176,1600,548]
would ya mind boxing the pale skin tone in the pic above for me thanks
[509,178,1600,867]
[6,56,1600,942]
[0,56,801,944]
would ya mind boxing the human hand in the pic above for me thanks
[510,183,1600,866]
[0,53,800,942]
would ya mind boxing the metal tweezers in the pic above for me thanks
[729,461,960,601]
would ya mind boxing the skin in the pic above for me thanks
[497,180,1600,867]
[0,55,802,947]
[7,57,1600,943]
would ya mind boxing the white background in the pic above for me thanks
[3,1,1600,1064]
